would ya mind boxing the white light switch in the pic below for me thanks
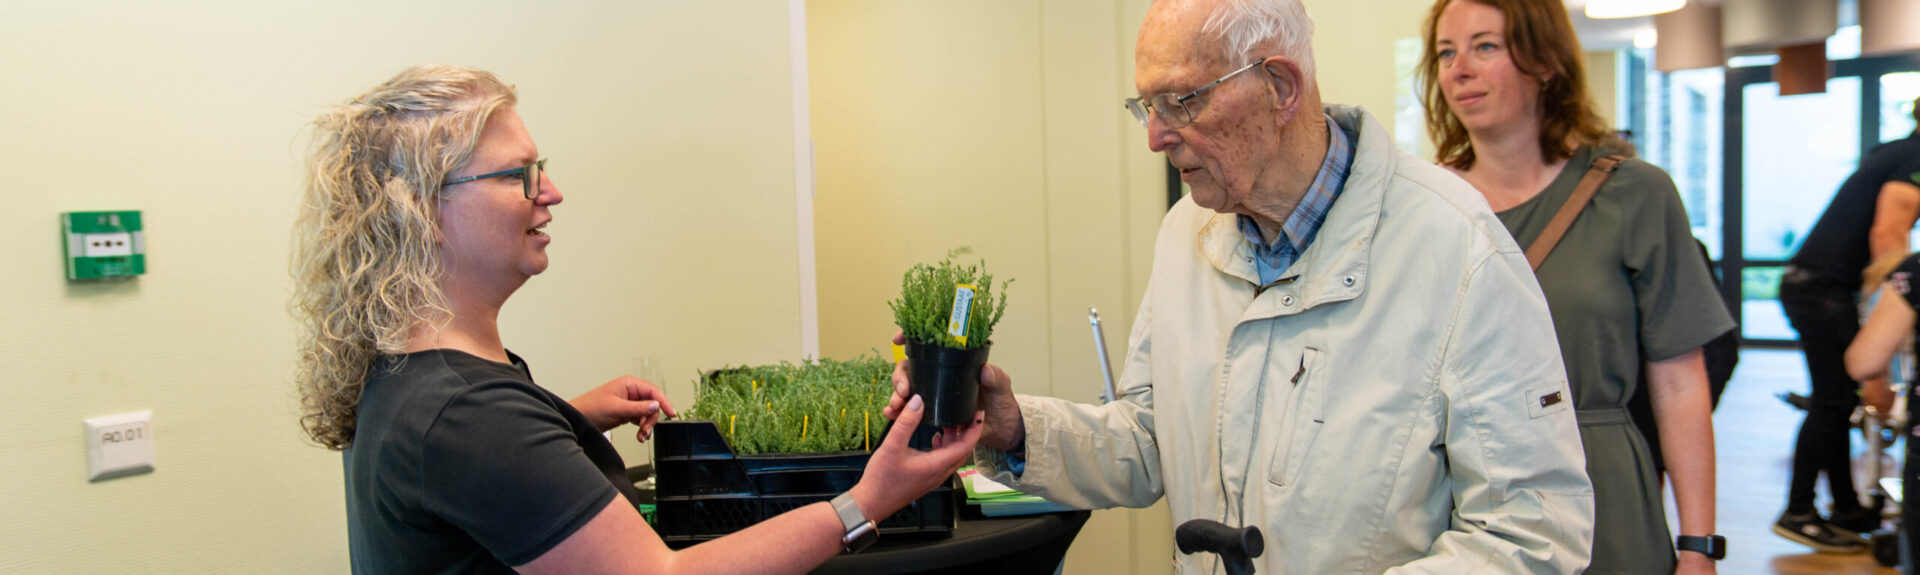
[85,410,154,481]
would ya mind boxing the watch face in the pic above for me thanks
[844,521,879,553]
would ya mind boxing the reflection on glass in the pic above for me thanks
[1741,266,1795,340]
[1729,55,1780,68]
[1742,77,1862,261]
[1882,72,1919,144]
[1828,25,1861,61]
[1640,67,1726,259]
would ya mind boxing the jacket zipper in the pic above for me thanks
[1252,274,1299,298]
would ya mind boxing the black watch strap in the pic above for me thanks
[1676,534,1726,560]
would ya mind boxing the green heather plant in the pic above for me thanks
[888,249,1011,350]
[682,354,894,455]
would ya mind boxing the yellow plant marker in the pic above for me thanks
[864,412,871,451]
[767,402,773,414]
[891,343,906,362]
[729,415,736,438]
[752,380,758,393]
[802,415,809,440]
[947,283,978,346]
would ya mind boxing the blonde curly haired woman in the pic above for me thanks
[291,64,979,574]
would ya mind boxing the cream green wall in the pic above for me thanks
[1303,0,1438,151]
[808,1,1172,573]
[1,2,807,572]
[1587,50,1622,129]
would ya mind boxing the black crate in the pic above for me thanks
[652,420,956,546]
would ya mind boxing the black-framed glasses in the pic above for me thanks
[443,158,547,200]
[1125,59,1268,129]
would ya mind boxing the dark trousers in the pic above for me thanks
[1780,267,1865,514]
[1906,382,1919,567]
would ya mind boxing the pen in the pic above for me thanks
[1090,307,1120,404]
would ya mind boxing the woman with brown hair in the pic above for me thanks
[1419,1,1734,573]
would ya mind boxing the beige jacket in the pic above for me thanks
[975,106,1594,574]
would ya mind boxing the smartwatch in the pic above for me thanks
[830,492,878,553]
[1676,534,1726,560]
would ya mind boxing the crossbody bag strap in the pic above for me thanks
[1525,154,1626,271]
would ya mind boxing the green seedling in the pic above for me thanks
[684,353,895,455]
[888,248,1011,350]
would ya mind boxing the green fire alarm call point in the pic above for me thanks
[63,211,145,280]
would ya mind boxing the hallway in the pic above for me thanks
[1713,348,1897,574]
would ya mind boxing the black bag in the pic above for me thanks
[1629,238,1738,474]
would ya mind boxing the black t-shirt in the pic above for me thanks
[344,349,636,574]
[1894,255,1920,339]
[1790,134,1920,289]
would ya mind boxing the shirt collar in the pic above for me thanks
[1238,114,1354,253]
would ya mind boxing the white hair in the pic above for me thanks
[1199,0,1316,83]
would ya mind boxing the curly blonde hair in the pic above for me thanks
[292,65,516,450]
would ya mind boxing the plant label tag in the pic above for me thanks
[947,284,977,345]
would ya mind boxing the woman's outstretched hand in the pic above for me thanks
[848,394,983,522]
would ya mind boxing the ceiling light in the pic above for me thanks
[1586,0,1687,19]
[1634,29,1659,49]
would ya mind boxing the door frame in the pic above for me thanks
[1722,52,1920,347]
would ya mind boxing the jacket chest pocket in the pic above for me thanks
[1267,347,1327,488]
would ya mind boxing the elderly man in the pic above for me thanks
[887,0,1593,572]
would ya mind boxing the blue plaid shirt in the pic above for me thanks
[1004,116,1353,476]
[1237,114,1354,285]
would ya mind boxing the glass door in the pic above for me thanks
[1725,53,1920,345]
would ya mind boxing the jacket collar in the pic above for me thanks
[1199,105,1388,312]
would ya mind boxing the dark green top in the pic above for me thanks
[1495,146,1736,574]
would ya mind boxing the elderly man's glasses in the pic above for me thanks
[443,158,547,200]
[1125,60,1266,129]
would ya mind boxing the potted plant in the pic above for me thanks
[888,250,1011,428]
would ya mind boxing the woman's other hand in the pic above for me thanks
[570,376,679,441]
[849,395,982,522]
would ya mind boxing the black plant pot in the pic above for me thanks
[904,340,991,428]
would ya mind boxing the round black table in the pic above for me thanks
[816,508,1091,575]
[629,464,1089,574]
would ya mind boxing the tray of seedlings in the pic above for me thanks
[651,354,956,546]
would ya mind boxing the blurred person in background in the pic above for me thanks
[1774,94,1920,551]
[1845,250,1920,569]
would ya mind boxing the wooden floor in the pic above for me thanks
[1707,348,1898,574]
